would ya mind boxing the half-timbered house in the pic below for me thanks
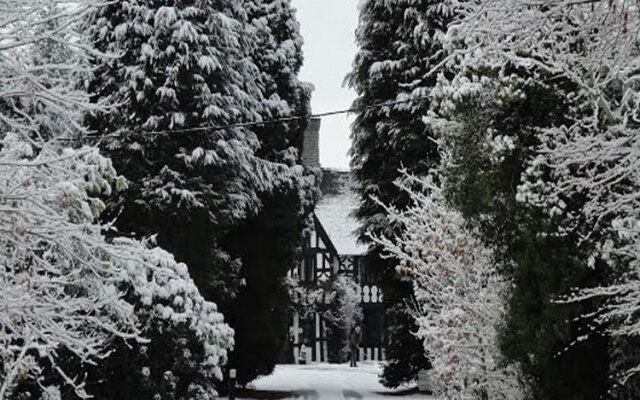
[288,119,385,364]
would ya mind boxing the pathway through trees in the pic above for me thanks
[233,363,433,400]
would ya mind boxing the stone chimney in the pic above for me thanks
[301,118,321,168]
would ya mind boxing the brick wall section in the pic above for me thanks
[301,118,321,168]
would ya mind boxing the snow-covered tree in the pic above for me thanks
[0,144,234,399]
[324,275,363,363]
[346,0,457,385]
[373,174,525,400]
[435,0,640,253]
[502,8,640,377]
[331,275,364,341]
[245,0,312,160]
[225,0,319,384]
[0,2,233,399]
[85,0,318,386]
[85,0,276,235]
[84,0,318,386]
[428,0,640,393]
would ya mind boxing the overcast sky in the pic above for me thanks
[291,0,358,170]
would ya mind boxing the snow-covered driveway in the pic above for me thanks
[242,363,434,399]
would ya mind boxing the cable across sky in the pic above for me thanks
[56,96,430,142]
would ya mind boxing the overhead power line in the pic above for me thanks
[56,95,430,142]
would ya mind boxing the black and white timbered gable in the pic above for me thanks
[290,168,385,364]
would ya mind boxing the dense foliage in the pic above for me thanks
[85,0,316,387]
[370,0,640,398]
[431,0,640,396]
[225,0,318,384]
[374,174,525,399]
[346,0,452,386]
[0,2,233,399]
[432,73,611,398]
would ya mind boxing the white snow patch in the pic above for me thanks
[233,363,433,399]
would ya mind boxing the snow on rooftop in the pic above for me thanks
[315,169,367,256]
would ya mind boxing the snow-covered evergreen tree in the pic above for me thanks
[86,0,270,307]
[424,0,640,395]
[245,0,312,161]
[85,0,317,386]
[501,2,640,389]
[0,2,233,399]
[374,174,525,399]
[347,0,454,386]
[87,0,269,257]
[225,0,319,384]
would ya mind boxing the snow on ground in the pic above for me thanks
[235,363,435,399]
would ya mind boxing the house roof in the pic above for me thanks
[314,169,368,256]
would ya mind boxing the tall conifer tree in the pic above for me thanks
[85,0,316,386]
[225,0,317,384]
[86,0,276,303]
[347,0,450,386]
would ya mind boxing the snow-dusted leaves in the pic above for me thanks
[0,141,233,399]
[0,2,233,398]
[430,0,640,386]
[373,174,525,400]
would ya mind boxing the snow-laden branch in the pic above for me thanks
[0,135,234,399]
[431,0,640,386]
[0,2,233,398]
[372,173,525,400]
